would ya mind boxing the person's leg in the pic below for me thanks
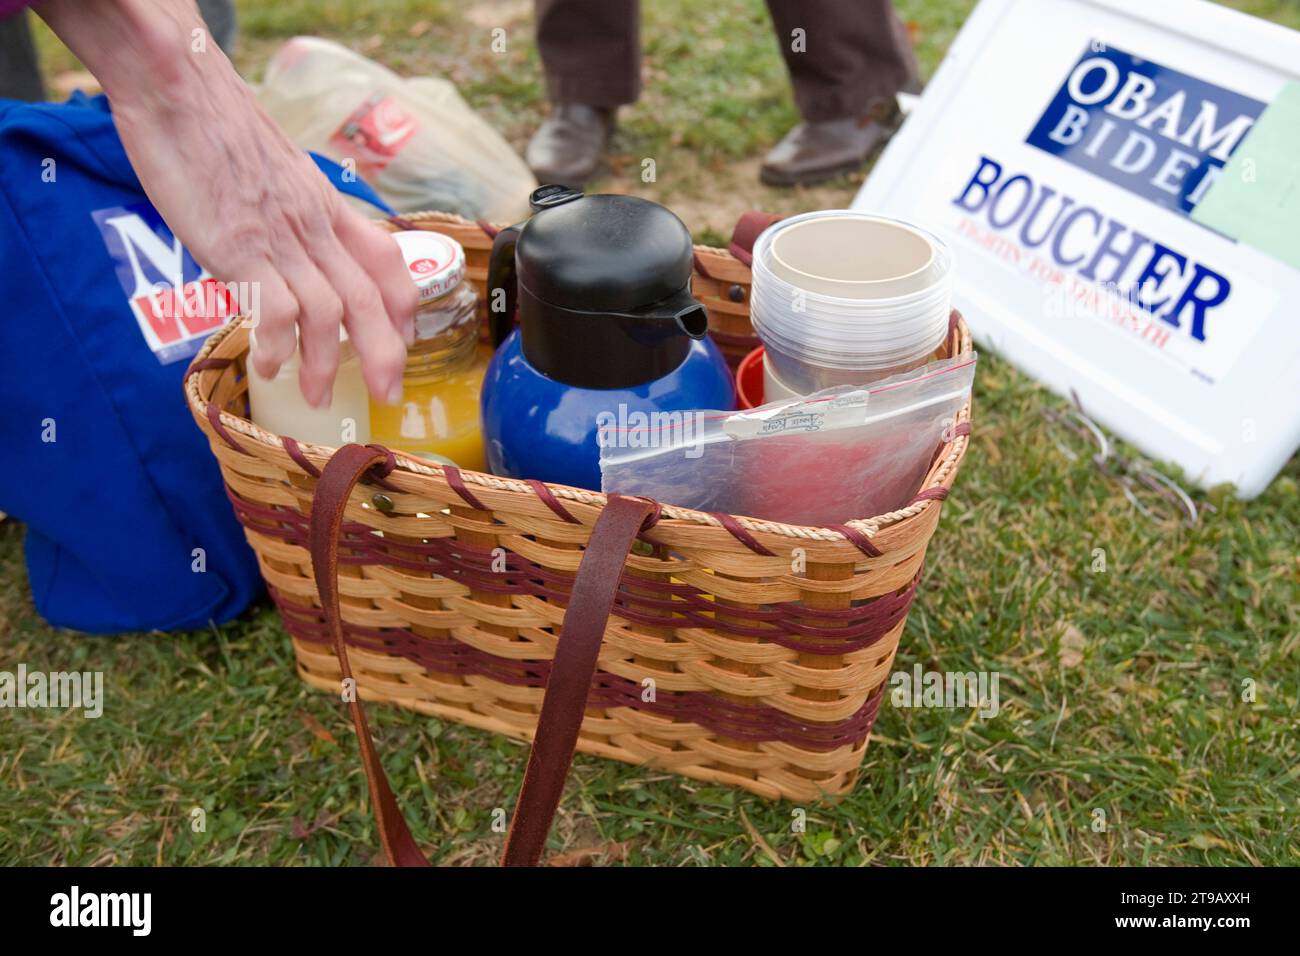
[0,12,46,103]
[536,0,640,108]
[767,0,918,122]
[761,0,920,186]
[527,0,640,187]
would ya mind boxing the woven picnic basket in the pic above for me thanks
[185,210,974,866]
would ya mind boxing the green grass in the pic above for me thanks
[4,0,1298,866]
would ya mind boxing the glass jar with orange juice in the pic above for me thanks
[371,231,487,470]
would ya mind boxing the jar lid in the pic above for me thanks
[393,230,466,302]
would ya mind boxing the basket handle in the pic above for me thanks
[309,443,654,867]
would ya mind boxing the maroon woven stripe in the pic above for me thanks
[910,487,950,504]
[443,466,489,511]
[281,436,321,478]
[185,356,232,380]
[712,512,775,556]
[272,585,886,751]
[525,479,579,523]
[231,492,921,655]
[477,219,500,240]
[828,523,882,558]
[359,443,405,493]
[637,497,662,534]
[949,421,972,439]
[206,403,246,453]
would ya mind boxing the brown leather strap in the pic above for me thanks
[310,444,430,867]
[501,493,654,866]
[308,444,654,867]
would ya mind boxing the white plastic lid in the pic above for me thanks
[392,230,466,302]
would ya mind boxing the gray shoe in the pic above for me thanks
[525,103,615,188]
[760,101,902,187]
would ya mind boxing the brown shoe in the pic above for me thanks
[525,103,615,188]
[760,101,902,187]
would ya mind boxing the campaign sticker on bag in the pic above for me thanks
[329,93,418,175]
[91,202,241,365]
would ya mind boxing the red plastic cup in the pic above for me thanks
[736,345,765,409]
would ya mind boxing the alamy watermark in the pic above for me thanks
[144,272,260,328]
[890,664,1000,718]
[50,886,150,936]
[596,404,709,458]
[0,664,103,718]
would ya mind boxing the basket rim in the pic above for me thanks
[184,220,972,547]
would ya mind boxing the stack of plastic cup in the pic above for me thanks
[749,211,952,396]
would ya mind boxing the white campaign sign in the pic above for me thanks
[854,0,1300,498]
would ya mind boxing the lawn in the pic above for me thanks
[2,0,1297,866]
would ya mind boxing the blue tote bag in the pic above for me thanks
[0,93,391,634]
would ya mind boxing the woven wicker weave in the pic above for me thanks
[185,211,973,802]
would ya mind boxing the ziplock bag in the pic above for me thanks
[600,353,977,526]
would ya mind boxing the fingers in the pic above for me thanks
[307,229,409,404]
[234,181,344,408]
[277,250,344,409]
[243,267,299,383]
[227,162,416,409]
[335,207,419,346]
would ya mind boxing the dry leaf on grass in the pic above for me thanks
[546,841,631,866]
[291,811,341,840]
[1058,624,1086,668]
[298,711,338,746]
[740,807,785,866]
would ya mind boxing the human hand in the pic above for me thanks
[39,0,417,407]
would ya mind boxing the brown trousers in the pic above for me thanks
[535,0,919,122]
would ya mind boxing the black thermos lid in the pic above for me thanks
[512,187,709,389]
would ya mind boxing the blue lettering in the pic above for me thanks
[1018,187,1075,249]
[989,175,1034,230]
[1164,264,1230,342]
[1078,220,1150,284]
[1051,207,1102,268]
[1134,243,1187,314]
[951,155,1232,344]
[953,155,1002,212]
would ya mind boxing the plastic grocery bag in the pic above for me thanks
[600,354,976,526]
[257,36,535,219]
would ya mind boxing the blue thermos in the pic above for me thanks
[481,185,734,490]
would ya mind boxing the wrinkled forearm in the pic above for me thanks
[35,0,227,113]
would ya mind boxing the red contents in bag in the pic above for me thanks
[329,93,418,175]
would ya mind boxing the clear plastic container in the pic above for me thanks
[369,231,488,469]
[749,211,952,394]
[247,325,371,447]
